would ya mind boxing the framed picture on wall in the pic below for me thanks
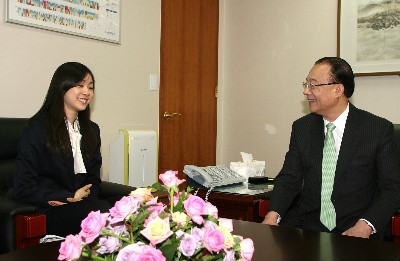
[6,0,121,44]
[338,0,400,76]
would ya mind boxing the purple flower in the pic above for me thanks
[97,236,120,254]
[178,233,198,257]
[116,242,144,261]
[191,227,204,247]
[108,222,128,236]
[116,243,166,261]
[223,249,236,261]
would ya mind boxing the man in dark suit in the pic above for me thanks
[263,57,400,239]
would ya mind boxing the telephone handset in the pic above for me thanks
[183,165,246,188]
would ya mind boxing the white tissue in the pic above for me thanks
[241,152,253,164]
[230,152,265,178]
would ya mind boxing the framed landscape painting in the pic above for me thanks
[338,0,400,76]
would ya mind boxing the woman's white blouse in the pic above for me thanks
[67,120,87,174]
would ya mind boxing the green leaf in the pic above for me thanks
[173,190,188,212]
[207,215,218,224]
[199,252,225,261]
[159,238,179,261]
[152,182,167,191]
[186,186,194,193]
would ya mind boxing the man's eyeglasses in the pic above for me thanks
[302,81,339,90]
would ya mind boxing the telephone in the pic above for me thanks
[183,165,246,188]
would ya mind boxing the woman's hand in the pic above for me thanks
[67,184,92,202]
[48,200,67,206]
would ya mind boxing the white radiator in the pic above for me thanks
[109,130,158,187]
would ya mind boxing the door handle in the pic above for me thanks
[163,111,181,120]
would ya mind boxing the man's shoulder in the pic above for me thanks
[351,105,393,127]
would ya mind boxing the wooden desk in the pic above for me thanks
[1,220,399,261]
[194,182,273,222]
[233,220,400,261]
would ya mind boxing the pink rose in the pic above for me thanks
[240,238,255,261]
[203,202,218,219]
[173,192,183,206]
[203,222,225,253]
[79,211,109,244]
[159,170,185,188]
[184,195,206,224]
[145,199,166,225]
[109,196,139,224]
[58,234,83,261]
[218,218,233,232]
[136,245,166,261]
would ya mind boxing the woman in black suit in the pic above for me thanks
[14,62,111,237]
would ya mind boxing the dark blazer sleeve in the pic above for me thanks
[13,119,103,208]
[268,113,325,220]
[13,118,75,207]
[268,122,306,217]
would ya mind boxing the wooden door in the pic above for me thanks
[159,0,219,181]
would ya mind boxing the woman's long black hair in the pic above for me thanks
[32,62,97,159]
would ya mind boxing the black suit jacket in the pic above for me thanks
[269,103,400,235]
[13,116,102,209]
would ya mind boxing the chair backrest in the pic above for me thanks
[0,118,29,196]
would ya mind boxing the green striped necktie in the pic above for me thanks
[320,123,337,231]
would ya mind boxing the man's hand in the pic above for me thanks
[342,219,372,238]
[67,184,92,202]
[262,211,280,226]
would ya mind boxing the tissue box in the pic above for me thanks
[230,160,265,177]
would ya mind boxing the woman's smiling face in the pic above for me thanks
[64,73,94,121]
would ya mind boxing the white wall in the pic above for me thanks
[0,0,161,181]
[217,0,400,177]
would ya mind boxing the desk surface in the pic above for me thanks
[233,220,400,261]
[1,220,399,261]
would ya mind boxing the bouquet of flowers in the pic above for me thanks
[58,170,255,261]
